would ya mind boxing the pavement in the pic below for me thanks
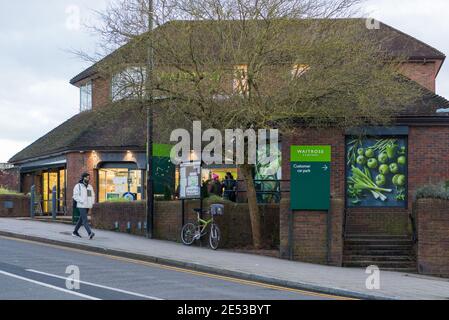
[1,218,449,300]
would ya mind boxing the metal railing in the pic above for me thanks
[30,185,67,220]
[235,179,290,203]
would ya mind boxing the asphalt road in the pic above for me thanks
[0,236,348,300]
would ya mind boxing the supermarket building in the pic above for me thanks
[8,19,449,273]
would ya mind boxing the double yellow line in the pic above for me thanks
[0,235,356,300]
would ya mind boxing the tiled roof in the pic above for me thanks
[70,18,446,85]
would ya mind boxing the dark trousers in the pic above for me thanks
[74,208,92,235]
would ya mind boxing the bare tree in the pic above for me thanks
[79,0,421,249]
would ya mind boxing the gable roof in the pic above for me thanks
[70,18,446,85]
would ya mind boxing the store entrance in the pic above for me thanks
[41,168,66,215]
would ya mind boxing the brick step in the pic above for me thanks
[344,266,417,273]
[344,244,413,250]
[346,234,410,240]
[343,255,415,262]
[345,239,414,246]
[343,261,416,269]
[344,249,414,256]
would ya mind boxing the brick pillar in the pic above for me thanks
[280,198,344,266]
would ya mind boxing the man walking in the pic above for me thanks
[72,172,96,240]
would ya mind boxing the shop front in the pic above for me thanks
[97,162,144,202]
[19,157,68,216]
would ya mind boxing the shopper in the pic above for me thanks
[208,174,223,197]
[223,172,237,202]
[72,172,96,240]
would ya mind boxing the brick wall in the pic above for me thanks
[91,200,280,249]
[282,126,449,238]
[416,198,449,278]
[66,152,98,216]
[92,77,111,109]
[400,61,438,93]
[280,198,344,266]
[0,194,30,218]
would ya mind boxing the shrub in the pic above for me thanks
[415,182,449,201]
[0,187,22,195]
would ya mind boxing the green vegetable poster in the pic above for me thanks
[346,137,407,208]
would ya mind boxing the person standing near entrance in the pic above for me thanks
[223,172,237,202]
[72,172,96,240]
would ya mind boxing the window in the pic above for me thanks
[233,65,249,94]
[98,167,144,202]
[111,67,146,102]
[291,64,310,78]
[80,81,92,112]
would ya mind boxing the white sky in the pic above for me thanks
[0,0,448,163]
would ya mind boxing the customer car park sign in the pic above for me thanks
[290,146,331,210]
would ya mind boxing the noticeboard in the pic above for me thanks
[179,161,202,199]
[290,146,331,210]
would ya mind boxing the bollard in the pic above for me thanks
[30,185,35,219]
[52,186,57,221]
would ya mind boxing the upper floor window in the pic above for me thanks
[111,67,146,102]
[233,65,249,95]
[292,64,310,79]
[80,81,92,112]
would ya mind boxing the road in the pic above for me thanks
[0,236,349,300]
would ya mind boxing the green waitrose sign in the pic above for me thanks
[291,146,331,210]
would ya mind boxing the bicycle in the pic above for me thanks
[181,204,224,250]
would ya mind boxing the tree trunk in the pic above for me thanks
[240,164,263,249]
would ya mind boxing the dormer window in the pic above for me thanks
[292,64,310,78]
[80,81,92,112]
[112,67,146,101]
[233,65,249,94]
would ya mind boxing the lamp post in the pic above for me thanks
[146,0,155,239]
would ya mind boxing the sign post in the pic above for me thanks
[290,146,331,210]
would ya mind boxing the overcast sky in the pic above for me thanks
[0,0,448,163]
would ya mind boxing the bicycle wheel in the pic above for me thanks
[209,224,221,250]
[181,223,197,246]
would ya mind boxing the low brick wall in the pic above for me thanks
[416,198,449,278]
[91,200,279,249]
[345,208,411,236]
[0,194,30,218]
[280,198,345,266]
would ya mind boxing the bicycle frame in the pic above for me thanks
[196,212,214,235]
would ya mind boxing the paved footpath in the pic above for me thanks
[1,218,448,300]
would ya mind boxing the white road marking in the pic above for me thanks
[0,270,100,300]
[26,269,164,300]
